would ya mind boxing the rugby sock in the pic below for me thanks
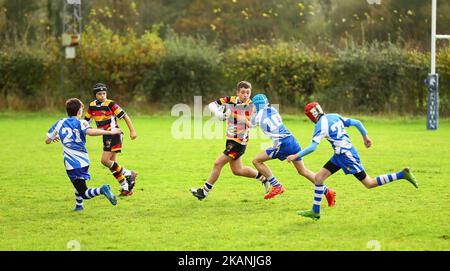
[122,167,132,177]
[323,185,329,195]
[202,182,213,196]
[268,176,281,187]
[110,161,126,183]
[376,171,405,186]
[255,172,266,182]
[84,188,102,199]
[75,192,83,209]
[312,184,325,214]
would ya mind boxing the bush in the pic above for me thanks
[140,31,226,104]
[224,42,328,108]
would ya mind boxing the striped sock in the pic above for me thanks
[84,188,102,199]
[323,185,329,195]
[376,171,404,186]
[312,184,325,214]
[268,176,281,187]
[203,182,213,195]
[110,162,126,183]
[75,192,83,208]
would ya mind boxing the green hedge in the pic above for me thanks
[1,29,449,116]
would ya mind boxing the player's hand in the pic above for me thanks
[363,135,372,148]
[111,128,123,135]
[286,154,299,163]
[130,130,137,140]
[53,136,60,143]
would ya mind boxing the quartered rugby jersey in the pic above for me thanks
[312,113,355,154]
[251,105,292,143]
[47,117,91,170]
[85,99,125,131]
[216,96,253,145]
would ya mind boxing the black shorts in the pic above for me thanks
[103,134,123,153]
[223,140,246,160]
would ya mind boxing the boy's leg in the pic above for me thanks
[298,161,338,220]
[252,152,274,193]
[72,178,117,209]
[358,168,419,189]
[190,154,231,200]
[101,151,132,196]
[292,160,336,207]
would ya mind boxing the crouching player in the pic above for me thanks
[190,81,268,200]
[45,98,120,211]
[251,94,336,205]
[287,102,419,220]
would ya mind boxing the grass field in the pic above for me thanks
[0,112,449,251]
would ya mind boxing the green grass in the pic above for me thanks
[0,113,449,251]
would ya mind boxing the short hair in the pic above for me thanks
[66,98,83,116]
[236,81,252,91]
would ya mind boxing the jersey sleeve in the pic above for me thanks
[215,96,231,106]
[339,115,352,127]
[312,119,325,144]
[79,120,91,135]
[84,107,92,122]
[109,101,126,119]
[46,121,59,140]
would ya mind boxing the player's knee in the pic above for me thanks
[101,159,110,167]
[252,158,261,167]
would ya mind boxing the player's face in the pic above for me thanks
[237,87,251,103]
[96,91,107,102]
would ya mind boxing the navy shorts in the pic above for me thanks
[266,136,302,161]
[66,166,91,182]
[329,147,364,175]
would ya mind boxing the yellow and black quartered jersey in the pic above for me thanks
[215,96,253,145]
[84,99,126,131]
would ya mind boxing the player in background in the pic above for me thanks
[45,98,120,211]
[287,102,419,220]
[85,83,138,196]
[250,94,336,204]
[190,81,268,200]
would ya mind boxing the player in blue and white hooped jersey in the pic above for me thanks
[45,98,121,211]
[287,102,419,220]
[251,94,336,205]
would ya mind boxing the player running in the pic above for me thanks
[250,94,336,205]
[45,98,120,211]
[287,102,419,220]
[190,81,268,200]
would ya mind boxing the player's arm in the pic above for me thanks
[208,99,228,121]
[86,127,122,136]
[287,142,319,162]
[45,135,59,144]
[45,123,60,144]
[345,118,372,148]
[123,114,137,140]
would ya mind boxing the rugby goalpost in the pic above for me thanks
[427,0,449,130]
[368,0,449,130]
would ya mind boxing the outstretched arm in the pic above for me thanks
[348,118,372,148]
[286,142,319,162]
[123,114,137,140]
[86,128,122,136]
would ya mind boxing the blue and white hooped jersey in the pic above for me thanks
[312,113,354,154]
[251,105,292,143]
[47,117,91,170]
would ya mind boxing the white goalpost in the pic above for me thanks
[427,0,450,130]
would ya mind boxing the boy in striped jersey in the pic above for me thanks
[287,102,419,220]
[190,81,268,200]
[85,83,138,196]
[45,98,120,211]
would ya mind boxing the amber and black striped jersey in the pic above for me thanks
[84,99,126,131]
[215,96,253,145]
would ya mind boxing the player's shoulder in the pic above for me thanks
[88,100,97,107]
